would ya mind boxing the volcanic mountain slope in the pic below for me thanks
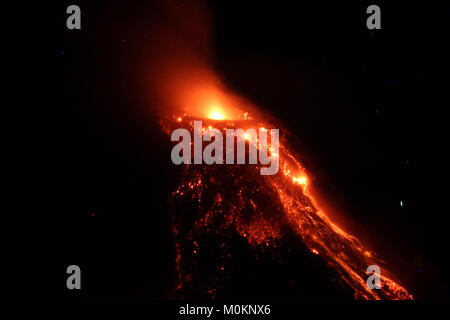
[163,114,413,300]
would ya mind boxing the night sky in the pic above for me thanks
[2,0,450,300]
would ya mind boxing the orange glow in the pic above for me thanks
[293,176,307,186]
[208,109,225,120]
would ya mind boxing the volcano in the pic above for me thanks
[161,111,413,300]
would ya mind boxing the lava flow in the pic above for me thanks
[160,105,413,300]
